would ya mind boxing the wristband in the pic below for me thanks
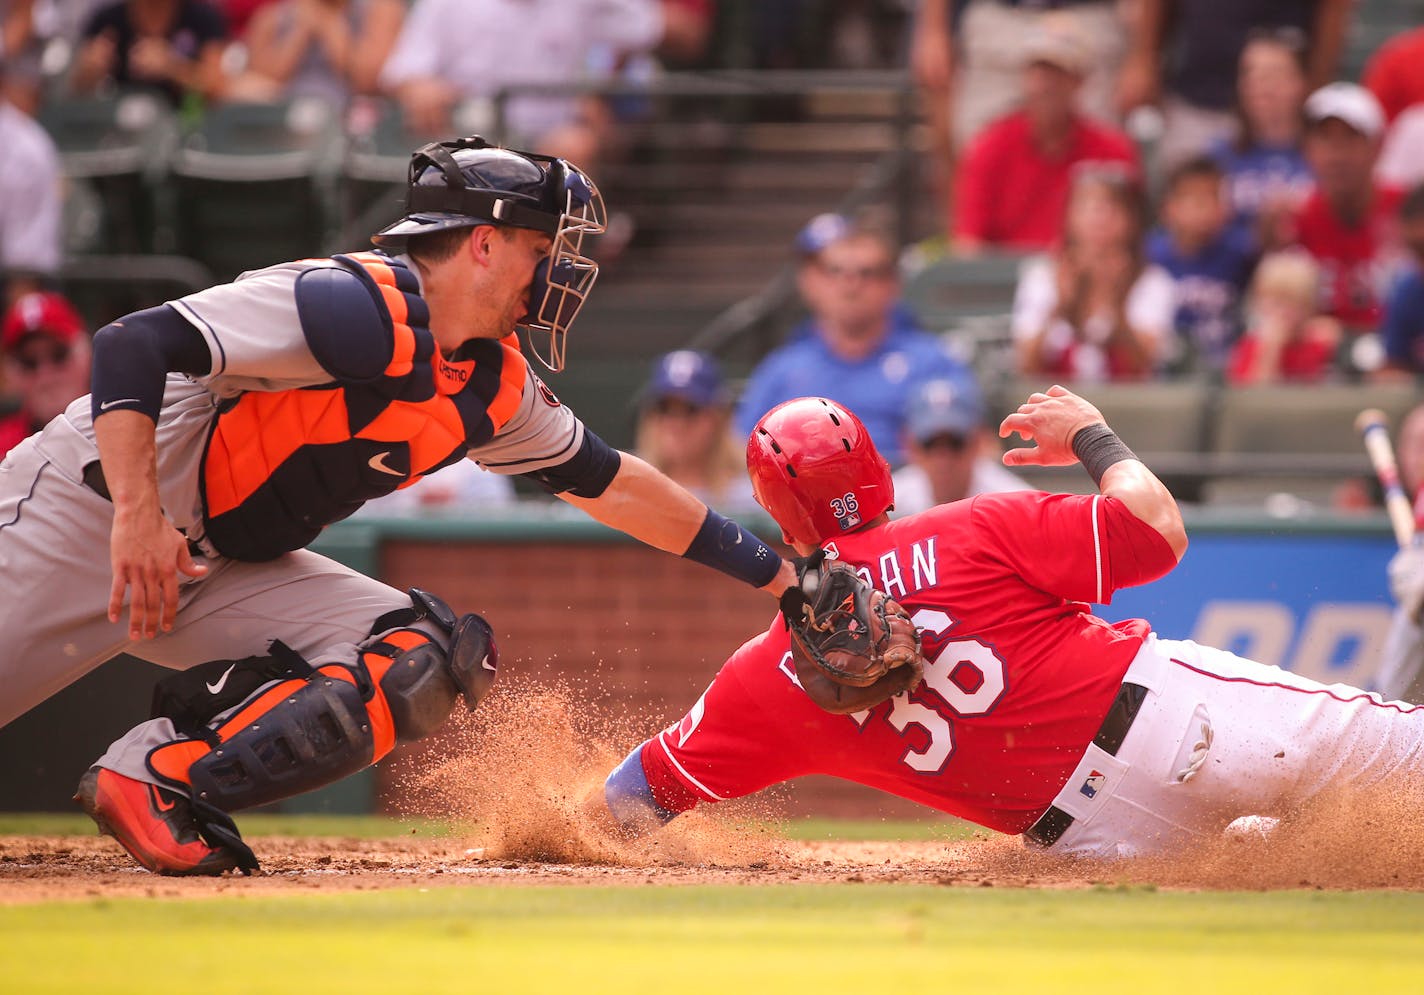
[1071,423,1137,486]
[682,509,781,589]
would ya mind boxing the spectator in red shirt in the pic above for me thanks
[1227,250,1340,384]
[1363,26,1424,124]
[0,292,91,459]
[953,16,1138,255]
[1292,83,1406,334]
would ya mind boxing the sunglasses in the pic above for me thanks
[12,343,72,372]
[919,433,969,453]
[650,398,708,418]
[816,260,896,282]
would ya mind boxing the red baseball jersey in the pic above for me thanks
[1295,186,1405,331]
[640,491,1179,834]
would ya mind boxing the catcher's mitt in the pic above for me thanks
[780,552,925,714]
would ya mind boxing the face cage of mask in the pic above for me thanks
[519,174,607,373]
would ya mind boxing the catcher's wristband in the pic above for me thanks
[682,509,782,589]
[1071,423,1137,486]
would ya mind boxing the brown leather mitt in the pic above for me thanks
[780,552,925,714]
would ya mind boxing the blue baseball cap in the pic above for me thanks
[905,378,984,443]
[794,212,851,257]
[643,350,728,408]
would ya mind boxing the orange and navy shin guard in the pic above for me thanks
[146,627,461,815]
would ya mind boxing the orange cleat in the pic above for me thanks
[74,766,244,876]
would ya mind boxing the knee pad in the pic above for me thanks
[146,593,499,813]
[152,664,380,813]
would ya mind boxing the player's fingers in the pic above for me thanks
[107,570,127,625]
[139,567,164,639]
[1002,446,1039,466]
[999,412,1036,438]
[126,569,147,639]
[1046,384,1071,397]
[177,545,208,580]
[160,570,180,634]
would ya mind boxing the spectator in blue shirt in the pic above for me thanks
[1146,157,1257,373]
[735,211,976,467]
[1377,184,1424,381]
[1208,29,1314,247]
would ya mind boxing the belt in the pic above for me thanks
[1023,681,1149,848]
[82,460,209,560]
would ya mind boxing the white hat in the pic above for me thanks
[1305,82,1385,139]
[1022,15,1091,76]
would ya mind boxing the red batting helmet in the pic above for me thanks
[747,397,894,547]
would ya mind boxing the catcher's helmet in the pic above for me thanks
[371,135,606,372]
[747,397,894,547]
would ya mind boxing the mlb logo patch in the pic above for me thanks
[839,512,861,531]
[1080,770,1106,799]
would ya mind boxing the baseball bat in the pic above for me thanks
[1356,408,1415,549]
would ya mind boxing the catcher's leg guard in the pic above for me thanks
[147,590,499,815]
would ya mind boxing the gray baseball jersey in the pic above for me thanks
[0,257,593,772]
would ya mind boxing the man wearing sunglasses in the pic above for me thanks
[735,211,976,468]
[0,292,90,460]
[890,378,1028,516]
[0,135,795,876]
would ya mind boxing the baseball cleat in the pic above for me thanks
[74,766,242,877]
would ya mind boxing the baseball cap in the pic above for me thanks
[2,292,85,351]
[642,350,727,409]
[794,212,851,257]
[1304,82,1385,139]
[905,378,984,444]
[1022,15,1091,76]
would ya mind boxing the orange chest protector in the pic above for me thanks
[200,251,526,560]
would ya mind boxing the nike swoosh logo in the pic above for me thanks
[149,783,177,813]
[99,398,141,411]
[369,452,404,476]
[480,654,496,672]
[206,663,237,695]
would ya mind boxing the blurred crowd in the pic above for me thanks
[3,0,1424,519]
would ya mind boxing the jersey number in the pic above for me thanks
[874,609,1007,774]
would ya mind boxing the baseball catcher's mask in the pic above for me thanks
[371,135,607,372]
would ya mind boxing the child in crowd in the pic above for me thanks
[1227,251,1340,384]
[1147,157,1257,373]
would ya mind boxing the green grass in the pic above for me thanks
[1,886,1422,994]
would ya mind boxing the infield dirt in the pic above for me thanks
[5,679,1424,903]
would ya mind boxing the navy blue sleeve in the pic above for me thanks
[519,427,622,498]
[90,304,212,423]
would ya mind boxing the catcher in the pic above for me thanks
[603,389,1424,858]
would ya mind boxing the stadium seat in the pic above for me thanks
[171,99,343,279]
[1203,383,1423,508]
[57,254,214,327]
[903,253,1027,331]
[39,92,177,253]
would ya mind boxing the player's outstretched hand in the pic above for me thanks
[109,506,208,640]
[998,384,1108,467]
